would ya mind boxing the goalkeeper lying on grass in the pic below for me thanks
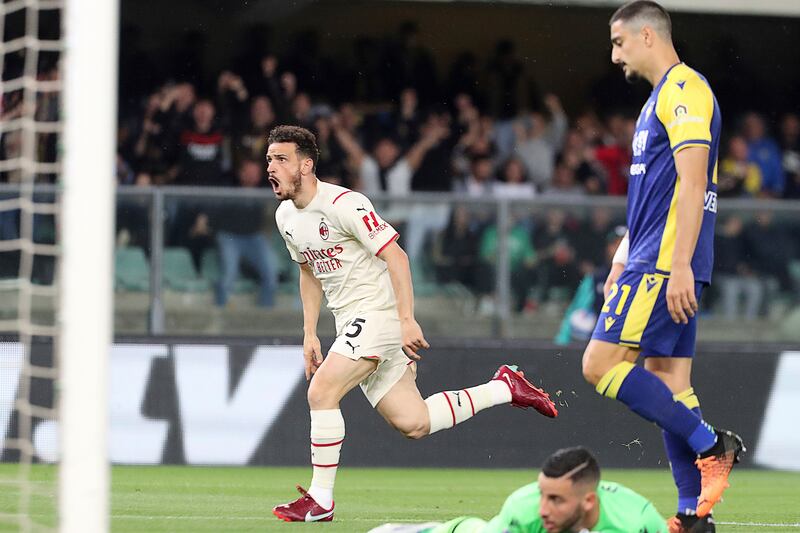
[370,446,667,533]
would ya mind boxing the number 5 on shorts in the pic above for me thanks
[345,318,366,338]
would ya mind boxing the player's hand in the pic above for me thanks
[604,262,625,299]
[303,334,323,380]
[401,319,429,362]
[666,264,697,324]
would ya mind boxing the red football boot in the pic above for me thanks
[273,485,334,522]
[493,364,558,418]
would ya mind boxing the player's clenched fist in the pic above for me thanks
[303,334,323,380]
[401,318,429,361]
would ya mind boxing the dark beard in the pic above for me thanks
[282,169,304,200]
[290,170,302,196]
[624,69,643,84]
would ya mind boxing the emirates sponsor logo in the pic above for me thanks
[301,245,344,263]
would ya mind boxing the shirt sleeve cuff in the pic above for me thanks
[672,139,711,153]
[375,233,400,256]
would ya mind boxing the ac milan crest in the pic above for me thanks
[319,220,330,240]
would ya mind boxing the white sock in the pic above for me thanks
[307,409,344,510]
[424,380,512,435]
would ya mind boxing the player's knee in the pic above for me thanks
[306,378,335,410]
[581,352,603,386]
[401,424,428,440]
[392,416,429,440]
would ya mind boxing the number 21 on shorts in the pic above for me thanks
[602,283,631,316]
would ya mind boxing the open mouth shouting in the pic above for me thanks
[268,175,281,195]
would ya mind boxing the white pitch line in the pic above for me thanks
[718,522,800,528]
[111,515,426,522]
[15,514,797,528]
[108,517,800,526]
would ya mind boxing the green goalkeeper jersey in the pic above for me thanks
[430,480,667,533]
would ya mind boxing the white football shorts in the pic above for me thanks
[329,309,415,407]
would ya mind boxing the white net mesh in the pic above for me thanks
[1,0,63,530]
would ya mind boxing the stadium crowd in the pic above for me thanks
[2,25,799,317]
[111,25,800,200]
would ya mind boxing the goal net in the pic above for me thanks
[1,0,117,531]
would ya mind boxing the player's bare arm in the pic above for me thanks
[604,231,629,298]
[299,261,324,380]
[378,240,430,361]
[667,146,709,324]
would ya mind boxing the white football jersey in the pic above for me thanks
[275,180,399,323]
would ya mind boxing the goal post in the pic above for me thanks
[58,0,118,531]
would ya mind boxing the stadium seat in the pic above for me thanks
[114,246,150,292]
[162,247,210,292]
[199,248,256,293]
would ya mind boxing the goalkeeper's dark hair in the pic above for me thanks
[610,1,672,40]
[541,446,601,486]
[267,125,320,172]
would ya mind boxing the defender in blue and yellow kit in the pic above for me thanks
[580,3,744,532]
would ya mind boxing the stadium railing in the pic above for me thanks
[3,184,800,342]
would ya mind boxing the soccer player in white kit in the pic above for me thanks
[267,125,558,523]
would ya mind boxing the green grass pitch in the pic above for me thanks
[1,465,799,532]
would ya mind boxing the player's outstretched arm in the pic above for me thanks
[667,146,709,324]
[378,241,430,361]
[299,262,324,380]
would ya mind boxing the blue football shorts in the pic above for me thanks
[590,269,706,357]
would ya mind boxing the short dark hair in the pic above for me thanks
[541,446,601,487]
[267,125,320,171]
[610,1,672,40]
